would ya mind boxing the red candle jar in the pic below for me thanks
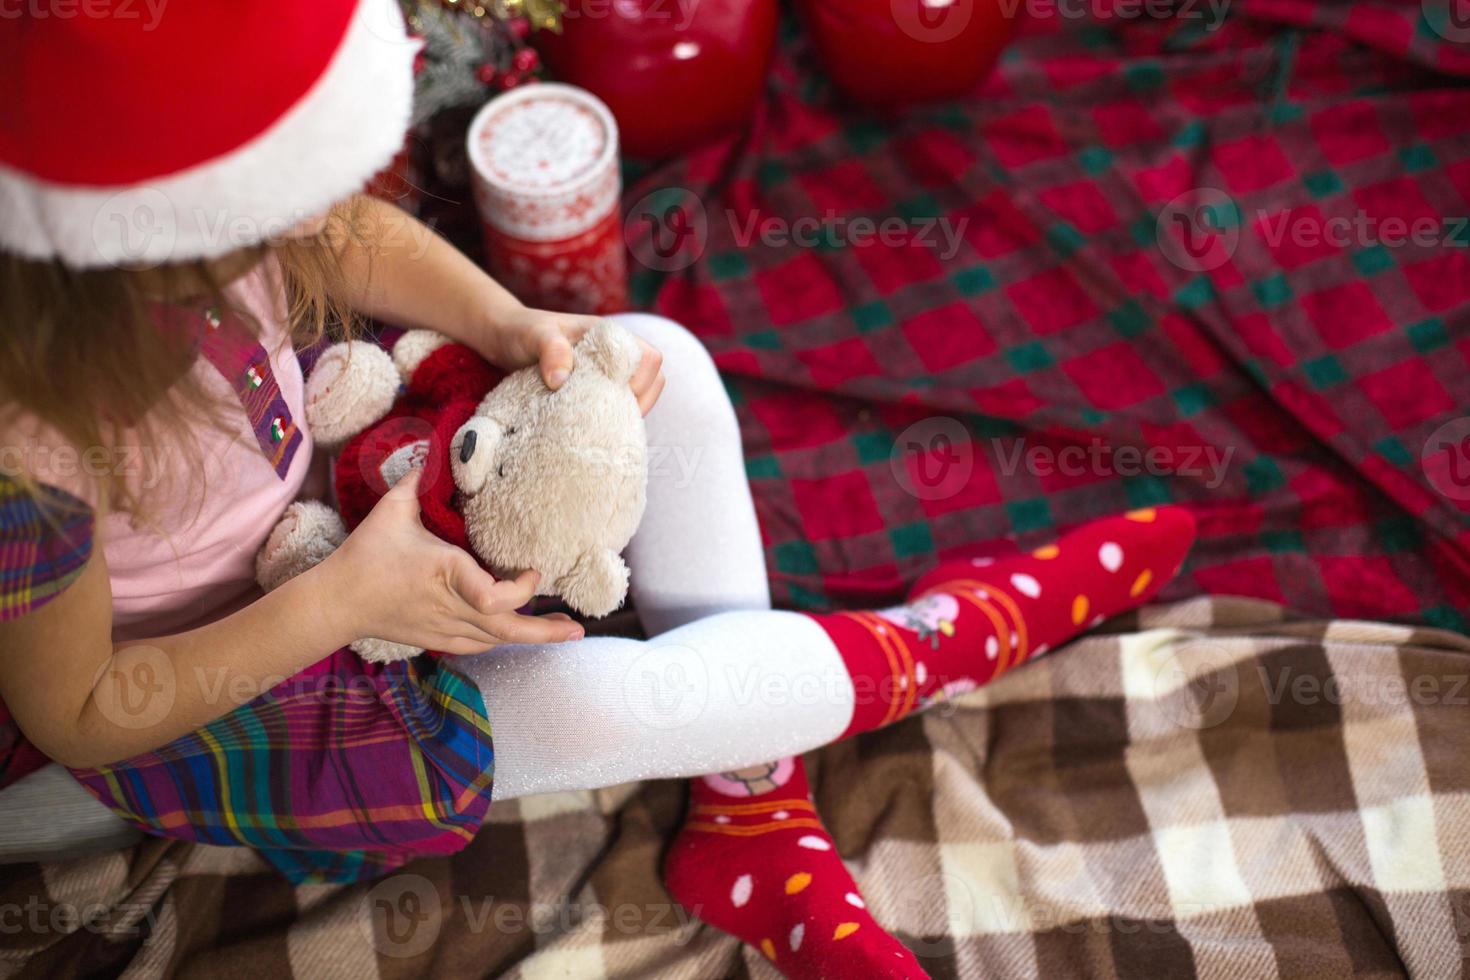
[466,83,628,316]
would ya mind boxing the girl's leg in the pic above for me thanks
[614,312,772,630]
[473,610,847,795]
[601,314,924,976]
[468,508,1197,791]
[464,507,1197,978]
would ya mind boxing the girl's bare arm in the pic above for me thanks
[332,195,666,414]
[0,473,575,770]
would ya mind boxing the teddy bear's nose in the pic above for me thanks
[459,429,478,463]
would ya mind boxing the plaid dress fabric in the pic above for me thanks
[71,652,495,884]
[0,479,92,787]
[625,0,1470,633]
[0,479,92,623]
[0,310,498,883]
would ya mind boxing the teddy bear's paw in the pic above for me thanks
[304,341,400,450]
[256,501,347,593]
[575,320,642,384]
[391,330,452,383]
[558,548,631,619]
[350,637,425,664]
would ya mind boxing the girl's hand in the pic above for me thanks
[478,307,665,415]
[318,470,585,654]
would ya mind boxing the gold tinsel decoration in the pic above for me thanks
[437,0,562,31]
[505,0,563,32]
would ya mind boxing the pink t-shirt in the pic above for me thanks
[14,260,314,641]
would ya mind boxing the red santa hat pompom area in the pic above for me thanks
[0,0,418,268]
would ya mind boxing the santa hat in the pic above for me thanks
[0,0,418,268]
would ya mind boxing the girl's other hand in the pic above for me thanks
[318,470,584,655]
[481,307,665,415]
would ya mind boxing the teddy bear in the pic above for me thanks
[255,319,648,663]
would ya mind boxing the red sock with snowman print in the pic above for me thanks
[664,507,1197,979]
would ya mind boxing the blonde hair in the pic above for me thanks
[0,198,369,518]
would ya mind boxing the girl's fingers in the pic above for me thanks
[438,636,499,657]
[449,557,539,615]
[443,626,501,650]
[637,372,666,416]
[477,611,584,646]
[629,338,663,398]
[562,316,598,343]
[538,332,576,390]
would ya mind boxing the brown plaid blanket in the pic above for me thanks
[2,595,1466,978]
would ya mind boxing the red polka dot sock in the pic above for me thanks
[664,756,928,979]
[809,507,1198,739]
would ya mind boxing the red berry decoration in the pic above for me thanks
[476,63,499,86]
[508,17,531,41]
[499,70,523,91]
[512,47,539,73]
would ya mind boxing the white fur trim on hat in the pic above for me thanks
[0,0,419,269]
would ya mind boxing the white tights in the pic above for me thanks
[463,315,856,800]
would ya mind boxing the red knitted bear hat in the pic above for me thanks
[0,0,416,268]
[335,342,505,557]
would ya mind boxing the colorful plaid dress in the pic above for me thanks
[0,289,497,883]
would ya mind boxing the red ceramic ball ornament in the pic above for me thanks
[795,0,1017,107]
[535,0,779,159]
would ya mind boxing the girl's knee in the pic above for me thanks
[611,313,717,381]
[612,313,738,441]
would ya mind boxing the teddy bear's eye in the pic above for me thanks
[497,462,507,478]
[505,426,517,436]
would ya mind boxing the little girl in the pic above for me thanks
[0,3,1197,977]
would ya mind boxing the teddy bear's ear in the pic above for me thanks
[575,320,642,383]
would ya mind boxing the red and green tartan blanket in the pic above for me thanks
[624,0,1470,631]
